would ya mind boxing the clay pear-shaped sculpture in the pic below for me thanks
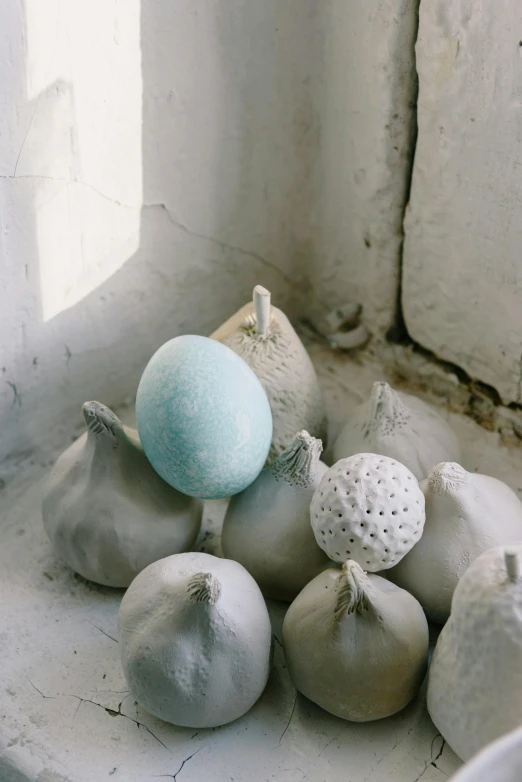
[333,381,460,480]
[222,430,331,601]
[428,545,522,761]
[42,401,203,587]
[388,462,522,623]
[212,285,327,461]
[283,561,429,721]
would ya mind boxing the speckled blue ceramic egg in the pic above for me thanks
[136,335,272,500]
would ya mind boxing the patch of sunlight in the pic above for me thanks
[23,0,142,321]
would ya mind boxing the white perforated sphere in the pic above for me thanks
[310,453,425,571]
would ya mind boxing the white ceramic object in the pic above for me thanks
[450,724,522,782]
[333,381,460,480]
[388,462,522,623]
[118,552,272,728]
[211,285,327,461]
[42,401,202,587]
[310,453,425,571]
[221,430,332,601]
[427,545,522,761]
[283,560,429,722]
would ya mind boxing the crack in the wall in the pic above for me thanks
[386,0,421,346]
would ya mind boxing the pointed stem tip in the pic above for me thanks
[505,550,520,583]
[253,285,271,337]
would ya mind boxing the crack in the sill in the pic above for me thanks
[152,746,205,780]
[70,694,171,753]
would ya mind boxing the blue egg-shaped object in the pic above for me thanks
[136,335,272,500]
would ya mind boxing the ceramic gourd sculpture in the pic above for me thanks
[42,402,203,588]
[118,552,272,728]
[136,334,272,499]
[221,430,332,601]
[450,724,522,782]
[283,560,429,721]
[388,462,522,623]
[427,545,522,761]
[310,453,425,571]
[211,285,327,461]
[333,381,460,480]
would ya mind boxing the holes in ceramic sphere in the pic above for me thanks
[329,530,333,535]
[405,488,408,493]
[378,480,382,484]
[346,550,351,556]
[390,494,395,498]
[403,508,408,512]
[416,521,420,526]
[391,511,397,516]
[379,511,384,516]
[366,509,371,514]
[321,492,324,496]
[399,524,403,529]
[407,475,411,480]
[382,559,386,563]
[370,533,374,537]
[321,530,325,535]
[360,523,365,527]
[328,508,332,512]
[334,486,337,492]
[355,479,359,483]
[366,472,370,476]
[338,513,342,518]
[328,478,331,482]
[385,548,389,553]
[366,561,370,564]
[363,547,368,551]
[336,552,340,557]
[383,529,388,533]
[350,539,354,543]
[321,507,324,512]
[346,471,350,476]
[342,527,346,532]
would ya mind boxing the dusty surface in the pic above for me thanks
[4,345,522,781]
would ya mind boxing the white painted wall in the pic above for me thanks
[0,0,321,469]
[403,0,522,404]
[306,0,419,335]
[1,0,422,471]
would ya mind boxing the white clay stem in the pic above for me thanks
[188,572,221,605]
[253,285,271,337]
[505,551,520,583]
[334,561,374,621]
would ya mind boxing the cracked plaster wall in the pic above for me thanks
[403,0,522,405]
[1,1,422,468]
[0,0,319,467]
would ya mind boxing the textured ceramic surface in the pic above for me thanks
[388,462,522,623]
[136,335,272,499]
[222,430,332,601]
[211,287,327,462]
[42,401,202,587]
[333,381,460,480]
[283,562,429,722]
[119,552,272,728]
[310,453,425,571]
[427,545,522,761]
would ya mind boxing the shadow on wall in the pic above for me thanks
[0,1,319,473]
